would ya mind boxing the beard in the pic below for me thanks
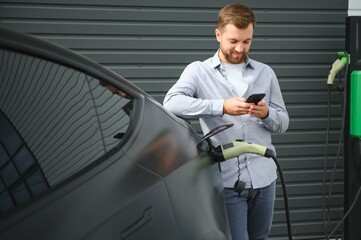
[220,48,247,64]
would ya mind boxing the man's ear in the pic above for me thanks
[215,28,221,42]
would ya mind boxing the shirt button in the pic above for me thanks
[247,161,250,164]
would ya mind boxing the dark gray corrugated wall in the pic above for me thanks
[0,0,348,239]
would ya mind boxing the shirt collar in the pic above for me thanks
[211,50,254,70]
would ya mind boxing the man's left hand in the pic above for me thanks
[248,100,269,119]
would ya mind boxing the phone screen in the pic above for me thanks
[245,93,265,105]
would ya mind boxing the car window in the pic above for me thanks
[0,48,133,215]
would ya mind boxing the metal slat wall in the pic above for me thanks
[0,0,348,239]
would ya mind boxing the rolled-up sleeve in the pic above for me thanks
[262,107,289,133]
[163,62,224,119]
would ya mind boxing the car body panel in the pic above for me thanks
[0,27,229,240]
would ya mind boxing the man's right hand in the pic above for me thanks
[223,97,252,116]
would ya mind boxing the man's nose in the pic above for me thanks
[235,43,243,53]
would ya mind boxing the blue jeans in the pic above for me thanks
[223,181,276,240]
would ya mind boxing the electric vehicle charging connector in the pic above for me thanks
[327,51,350,85]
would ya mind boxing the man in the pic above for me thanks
[163,3,289,240]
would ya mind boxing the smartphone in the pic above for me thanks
[245,93,265,105]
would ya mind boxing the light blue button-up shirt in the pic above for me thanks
[163,51,289,189]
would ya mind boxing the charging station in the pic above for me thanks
[344,12,361,240]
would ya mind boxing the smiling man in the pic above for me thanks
[163,4,289,240]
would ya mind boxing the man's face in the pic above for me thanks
[215,23,253,64]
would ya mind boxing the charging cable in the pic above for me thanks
[212,140,293,240]
[323,52,350,239]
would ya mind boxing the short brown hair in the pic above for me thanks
[217,3,256,30]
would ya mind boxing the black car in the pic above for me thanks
[0,27,231,240]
